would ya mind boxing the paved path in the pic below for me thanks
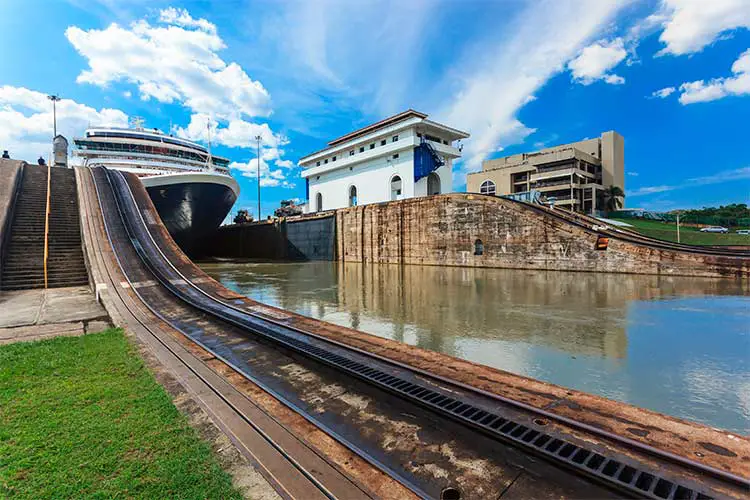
[0,286,111,344]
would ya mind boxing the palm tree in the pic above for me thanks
[604,185,625,212]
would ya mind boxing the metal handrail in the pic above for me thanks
[43,163,51,288]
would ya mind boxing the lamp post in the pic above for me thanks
[47,94,61,138]
[255,135,262,220]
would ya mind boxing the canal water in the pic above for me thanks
[200,261,750,434]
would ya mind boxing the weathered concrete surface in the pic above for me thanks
[336,194,749,278]
[0,159,25,289]
[0,286,111,343]
[210,214,336,261]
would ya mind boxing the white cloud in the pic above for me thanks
[229,158,295,188]
[272,0,433,117]
[650,86,676,98]
[65,8,271,121]
[438,1,628,171]
[0,86,128,163]
[159,7,217,34]
[678,48,750,104]
[628,166,750,196]
[174,113,287,150]
[657,0,750,56]
[568,38,628,85]
[627,171,639,177]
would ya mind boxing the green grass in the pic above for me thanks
[609,218,750,246]
[0,328,242,499]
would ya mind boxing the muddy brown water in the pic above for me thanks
[200,260,750,435]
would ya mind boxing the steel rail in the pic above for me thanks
[505,196,750,258]
[109,168,748,497]
[92,168,427,500]
[43,162,51,288]
[90,169,346,500]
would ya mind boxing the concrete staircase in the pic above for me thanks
[1,166,88,290]
[47,168,88,288]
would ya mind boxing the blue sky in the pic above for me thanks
[1,0,748,216]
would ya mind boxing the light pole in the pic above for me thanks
[255,135,262,220]
[48,94,61,138]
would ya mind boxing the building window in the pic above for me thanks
[349,150,355,156]
[360,146,365,153]
[390,175,402,201]
[369,143,375,150]
[316,192,323,212]
[316,161,320,166]
[443,140,448,145]
[332,156,336,162]
[349,185,358,207]
[380,139,386,146]
[427,172,441,195]
[480,180,496,196]
[392,135,399,142]
[392,153,399,159]
[474,239,484,256]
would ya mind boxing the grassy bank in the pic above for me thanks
[610,218,750,246]
[0,328,242,499]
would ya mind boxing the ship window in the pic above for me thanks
[349,185,357,207]
[316,161,320,166]
[392,153,399,159]
[480,180,496,196]
[324,159,328,164]
[349,150,355,156]
[380,139,386,146]
[392,135,399,142]
[359,146,365,153]
[369,143,375,150]
[332,156,336,162]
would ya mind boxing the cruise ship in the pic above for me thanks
[73,122,239,254]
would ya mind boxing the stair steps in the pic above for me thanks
[1,166,89,290]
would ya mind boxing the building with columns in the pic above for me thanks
[466,131,624,215]
[299,110,469,213]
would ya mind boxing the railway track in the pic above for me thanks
[85,166,748,499]
[508,197,750,259]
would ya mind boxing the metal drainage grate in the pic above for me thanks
[108,168,713,500]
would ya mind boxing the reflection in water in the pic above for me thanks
[200,261,750,434]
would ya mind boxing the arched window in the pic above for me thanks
[349,185,358,207]
[390,175,402,201]
[474,239,484,256]
[427,172,441,196]
[316,192,323,212]
[480,180,496,196]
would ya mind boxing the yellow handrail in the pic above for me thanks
[43,163,51,289]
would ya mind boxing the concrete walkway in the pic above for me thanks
[0,286,111,344]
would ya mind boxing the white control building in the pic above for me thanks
[299,110,469,213]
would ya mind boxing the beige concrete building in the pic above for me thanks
[467,131,624,215]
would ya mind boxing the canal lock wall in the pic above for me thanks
[208,214,336,261]
[210,193,748,278]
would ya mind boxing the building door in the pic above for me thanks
[349,185,357,207]
[427,172,441,195]
[390,175,402,201]
[316,192,323,211]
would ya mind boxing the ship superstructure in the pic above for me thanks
[73,122,239,254]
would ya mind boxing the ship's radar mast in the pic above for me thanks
[130,116,145,131]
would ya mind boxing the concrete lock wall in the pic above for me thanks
[210,215,336,261]
[335,193,748,278]
[0,160,25,289]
